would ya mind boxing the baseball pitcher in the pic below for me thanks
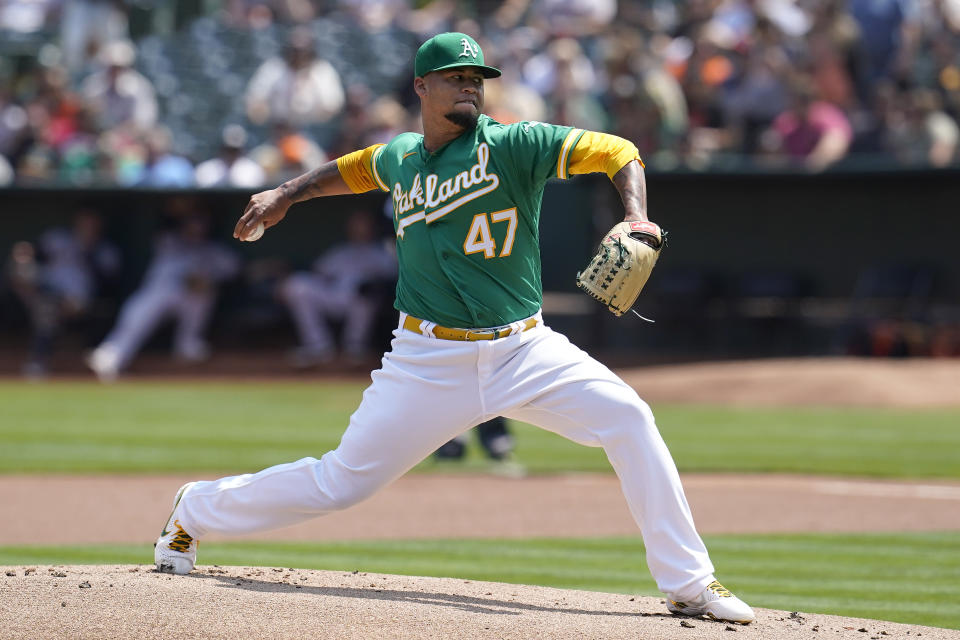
[154,32,755,624]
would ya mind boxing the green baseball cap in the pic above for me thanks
[415,32,501,79]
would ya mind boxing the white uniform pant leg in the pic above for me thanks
[279,273,337,352]
[100,286,179,369]
[494,328,714,600]
[172,290,215,358]
[175,331,484,537]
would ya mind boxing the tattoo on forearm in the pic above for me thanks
[612,160,647,221]
[280,161,343,202]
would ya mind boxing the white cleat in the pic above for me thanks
[154,482,198,575]
[667,580,756,624]
[85,346,121,383]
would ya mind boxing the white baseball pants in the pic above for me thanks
[279,273,377,356]
[99,285,215,368]
[176,316,716,600]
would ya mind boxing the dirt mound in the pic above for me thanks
[2,565,956,640]
[618,357,960,407]
[4,474,960,547]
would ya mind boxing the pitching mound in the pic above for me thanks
[3,566,956,640]
[618,357,960,408]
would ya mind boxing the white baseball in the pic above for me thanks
[244,221,265,242]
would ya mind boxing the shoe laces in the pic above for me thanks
[705,580,732,598]
[167,520,194,553]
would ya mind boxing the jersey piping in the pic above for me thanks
[370,145,389,192]
[557,128,584,180]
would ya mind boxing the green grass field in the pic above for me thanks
[2,380,959,630]
[2,533,958,629]
[2,381,959,477]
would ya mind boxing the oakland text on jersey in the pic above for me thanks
[392,142,500,238]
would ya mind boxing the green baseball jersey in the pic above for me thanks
[371,115,585,328]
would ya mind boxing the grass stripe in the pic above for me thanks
[1,381,958,478]
[2,532,958,629]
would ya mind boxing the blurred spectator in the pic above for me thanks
[849,79,898,158]
[804,0,866,110]
[277,208,396,367]
[849,0,915,84]
[6,209,121,378]
[678,25,737,160]
[0,87,30,163]
[526,37,607,129]
[335,0,408,32]
[220,0,316,27]
[329,86,411,157]
[529,0,617,38]
[364,95,411,144]
[721,21,791,155]
[0,152,11,185]
[0,0,57,34]
[195,124,266,188]
[55,105,102,184]
[702,0,757,49]
[484,70,547,124]
[60,0,130,76]
[244,25,345,127]
[523,37,597,100]
[86,207,239,382]
[5,0,960,182]
[482,30,547,124]
[98,124,149,186]
[765,78,853,171]
[14,143,56,184]
[135,126,195,187]
[250,121,327,184]
[328,84,376,157]
[928,33,960,99]
[885,88,959,167]
[16,64,83,154]
[614,32,690,161]
[79,40,158,132]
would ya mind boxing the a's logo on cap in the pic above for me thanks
[459,38,479,59]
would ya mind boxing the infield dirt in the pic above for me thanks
[3,565,960,640]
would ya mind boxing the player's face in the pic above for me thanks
[419,67,485,129]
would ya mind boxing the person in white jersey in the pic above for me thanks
[278,207,396,367]
[87,211,238,381]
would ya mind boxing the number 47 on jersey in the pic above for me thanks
[463,207,517,259]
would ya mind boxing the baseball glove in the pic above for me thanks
[576,220,666,317]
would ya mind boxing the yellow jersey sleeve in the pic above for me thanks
[567,131,644,179]
[336,144,386,194]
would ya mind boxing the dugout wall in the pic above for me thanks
[1,169,957,362]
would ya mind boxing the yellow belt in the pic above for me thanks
[402,315,539,341]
